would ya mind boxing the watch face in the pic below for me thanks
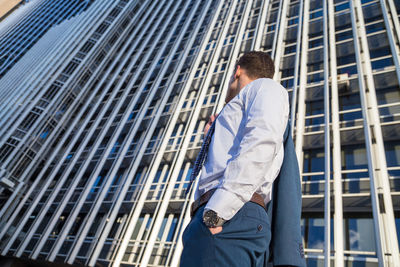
[203,210,218,227]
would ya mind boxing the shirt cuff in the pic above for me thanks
[204,188,245,220]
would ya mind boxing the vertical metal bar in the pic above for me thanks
[327,0,344,265]
[322,0,331,266]
[294,0,310,168]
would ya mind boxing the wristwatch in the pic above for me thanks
[203,209,225,228]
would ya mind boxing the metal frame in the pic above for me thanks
[327,0,344,265]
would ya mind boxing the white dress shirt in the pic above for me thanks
[194,78,289,220]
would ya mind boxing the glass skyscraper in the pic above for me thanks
[0,0,94,78]
[0,0,399,266]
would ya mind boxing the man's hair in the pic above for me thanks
[236,51,274,79]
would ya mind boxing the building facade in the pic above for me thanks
[0,0,399,266]
[0,0,94,79]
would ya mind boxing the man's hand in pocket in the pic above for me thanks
[208,226,222,235]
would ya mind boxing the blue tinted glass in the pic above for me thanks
[342,145,368,170]
[365,22,385,34]
[369,47,391,58]
[307,218,324,249]
[303,149,324,172]
[385,141,400,167]
[335,2,350,12]
[389,170,400,191]
[336,30,353,41]
[371,57,394,70]
[338,65,357,75]
[306,258,325,267]
[346,218,376,251]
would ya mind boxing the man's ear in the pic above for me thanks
[234,65,241,80]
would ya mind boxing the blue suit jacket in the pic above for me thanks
[266,122,306,266]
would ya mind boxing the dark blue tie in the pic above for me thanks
[185,121,216,195]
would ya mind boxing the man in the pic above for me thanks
[180,51,294,266]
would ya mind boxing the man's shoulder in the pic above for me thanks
[247,78,288,99]
[257,78,285,90]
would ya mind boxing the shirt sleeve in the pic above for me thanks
[205,79,289,220]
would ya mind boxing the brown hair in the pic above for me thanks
[236,51,275,79]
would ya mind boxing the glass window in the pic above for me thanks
[341,145,368,170]
[281,68,294,78]
[285,26,298,42]
[309,38,323,48]
[335,12,351,31]
[288,18,298,25]
[308,49,323,64]
[385,141,400,167]
[289,4,300,17]
[342,171,370,193]
[362,3,382,23]
[344,217,376,252]
[285,45,297,54]
[374,71,400,104]
[310,0,323,10]
[307,258,326,267]
[396,213,400,248]
[336,41,355,60]
[307,72,324,83]
[395,0,400,13]
[336,53,356,66]
[389,170,400,192]
[335,2,350,12]
[166,217,178,241]
[303,148,325,173]
[309,10,323,20]
[337,65,357,76]
[309,20,323,38]
[339,92,362,111]
[371,57,393,70]
[340,110,363,123]
[305,218,324,249]
[368,33,390,58]
[365,22,385,34]
[336,30,353,41]
[306,98,324,116]
[281,78,293,88]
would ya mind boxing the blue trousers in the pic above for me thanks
[180,202,271,267]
